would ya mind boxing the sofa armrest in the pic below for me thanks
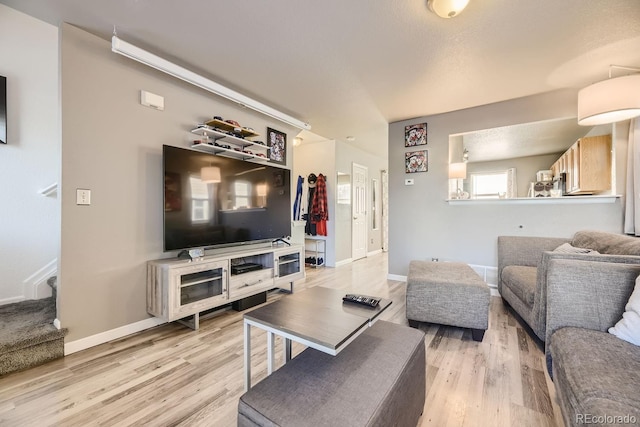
[544,257,640,375]
[497,236,569,293]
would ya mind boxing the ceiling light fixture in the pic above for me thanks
[111,35,311,131]
[578,65,640,126]
[427,0,470,18]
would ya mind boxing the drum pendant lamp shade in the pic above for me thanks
[427,0,470,18]
[578,74,640,126]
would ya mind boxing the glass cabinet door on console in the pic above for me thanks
[179,269,224,305]
[277,253,300,277]
[170,260,228,319]
[274,247,305,290]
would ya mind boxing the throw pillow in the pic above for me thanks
[553,242,599,254]
[608,277,640,346]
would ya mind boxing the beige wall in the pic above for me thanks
[293,137,387,266]
[293,140,336,265]
[388,89,626,276]
[335,140,387,254]
[59,24,298,341]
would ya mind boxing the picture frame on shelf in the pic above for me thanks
[404,123,427,147]
[267,127,286,165]
[405,150,428,173]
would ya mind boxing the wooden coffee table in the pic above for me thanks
[243,286,391,390]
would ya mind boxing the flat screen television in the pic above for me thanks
[163,145,291,251]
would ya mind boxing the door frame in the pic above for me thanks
[351,162,368,260]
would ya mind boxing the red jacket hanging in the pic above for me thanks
[311,174,328,236]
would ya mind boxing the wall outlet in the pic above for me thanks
[76,189,91,205]
[405,179,414,186]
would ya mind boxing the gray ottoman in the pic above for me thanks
[406,261,490,341]
[238,320,426,427]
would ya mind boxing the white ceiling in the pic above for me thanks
[2,0,640,157]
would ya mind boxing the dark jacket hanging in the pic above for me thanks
[311,173,328,236]
[305,173,317,235]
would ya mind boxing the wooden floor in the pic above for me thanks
[0,252,564,426]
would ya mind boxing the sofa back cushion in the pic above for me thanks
[572,230,640,256]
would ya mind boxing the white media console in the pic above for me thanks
[147,243,305,329]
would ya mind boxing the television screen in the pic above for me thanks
[0,75,6,144]
[163,145,291,251]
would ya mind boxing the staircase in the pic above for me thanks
[0,278,67,376]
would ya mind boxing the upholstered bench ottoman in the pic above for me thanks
[406,260,490,341]
[238,320,426,427]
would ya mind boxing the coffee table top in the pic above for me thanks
[244,286,392,352]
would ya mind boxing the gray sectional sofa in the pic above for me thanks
[497,230,640,341]
[498,230,640,425]
[547,259,640,426]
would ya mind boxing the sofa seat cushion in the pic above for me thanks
[501,265,537,307]
[551,327,640,422]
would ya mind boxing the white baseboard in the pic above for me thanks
[0,296,25,306]
[367,249,382,257]
[335,258,353,267]
[23,259,57,300]
[64,317,167,355]
[387,274,407,282]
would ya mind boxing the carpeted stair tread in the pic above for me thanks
[0,298,67,354]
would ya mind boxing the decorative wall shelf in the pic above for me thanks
[191,127,268,149]
[203,118,260,138]
[190,142,269,162]
[190,121,269,161]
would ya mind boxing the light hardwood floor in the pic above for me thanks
[0,252,565,426]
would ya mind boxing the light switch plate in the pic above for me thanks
[405,179,414,186]
[76,189,91,205]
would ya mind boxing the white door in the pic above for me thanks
[352,163,368,260]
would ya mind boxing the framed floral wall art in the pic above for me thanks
[405,150,428,173]
[404,123,427,147]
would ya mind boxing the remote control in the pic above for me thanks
[342,294,381,308]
